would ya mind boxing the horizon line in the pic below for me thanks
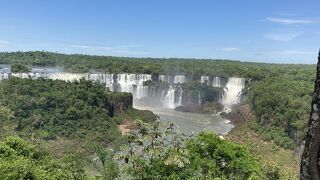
[0,50,317,65]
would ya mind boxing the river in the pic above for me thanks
[0,65,243,135]
[136,106,233,136]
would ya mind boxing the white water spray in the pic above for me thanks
[221,77,245,111]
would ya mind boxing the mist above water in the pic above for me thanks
[0,66,245,135]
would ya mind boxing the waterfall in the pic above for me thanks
[177,88,183,106]
[158,75,173,84]
[135,85,149,99]
[174,75,185,84]
[158,75,185,84]
[201,76,209,85]
[47,72,88,81]
[162,86,183,109]
[212,77,221,87]
[115,73,151,99]
[89,73,115,90]
[0,67,246,111]
[163,87,176,109]
[221,77,245,110]
[198,91,201,105]
[117,74,132,93]
[0,73,9,80]
[160,90,166,101]
[12,73,31,79]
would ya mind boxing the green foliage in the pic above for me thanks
[0,51,314,78]
[0,136,76,179]
[119,121,264,179]
[248,76,313,148]
[62,153,88,179]
[181,81,223,102]
[92,145,119,179]
[0,51,316,146]
[0,78,132,145]
[0,51,316,167]
[0,106,15,122]
[251,122,295,149]
[187,133,262,179]
[1,51,315,148]
[11,63,31,73]
[143,80,170,90]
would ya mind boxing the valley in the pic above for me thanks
[0,51,315,179]
[1,1,318,178]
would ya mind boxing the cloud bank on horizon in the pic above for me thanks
[0,0,319,64]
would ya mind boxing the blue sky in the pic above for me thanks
[0,0,319,63]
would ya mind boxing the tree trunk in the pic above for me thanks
[301,50,320,180]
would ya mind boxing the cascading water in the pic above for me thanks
[135,85,149,100]
[11,73,32,79]
[177,88,183,106]
[174,75,185,84]
[0,73,9,81]
[0,64,237,135]
[88,73,114,86]
[163,87,176,109]
[114,74,152,105]
[159,75,185,84]
[158,75,173,84]
[48,72,87,81]
[198,91,201,105]
[161,86,183,109]
[221,77,245,111]
[201,76,221,87]
[212,77,221,87]
[0,67,245,112]
[201,76,209,85]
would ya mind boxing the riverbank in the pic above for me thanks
[220,104,252,126]
[117,108,158,134]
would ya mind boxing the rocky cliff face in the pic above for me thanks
[301,50,320,180]
[107,92,133,117]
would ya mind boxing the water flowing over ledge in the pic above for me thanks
[0,67,245,135]
[0,68,245,109]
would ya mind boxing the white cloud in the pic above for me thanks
[70,45,92,49]
[70,45,113,50]
[70,44,148,55]
[0,40,9,47]
[273,50,316,55]
[221,47,239,52]
[113,49,148,55]
[264,33,301,41]
[266,17,317,25]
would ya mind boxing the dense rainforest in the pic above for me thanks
[0,78,128,143]
[0,51,314,78]
[0,51,314,148]
[0,78,280,179]
[0,78,155,149]
[0,51,315,178]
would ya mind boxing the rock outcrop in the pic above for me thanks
[107,92,133,117]
[301,50,320,180]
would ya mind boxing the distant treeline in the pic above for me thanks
[0,51,316,148]
[0,51,315,79]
